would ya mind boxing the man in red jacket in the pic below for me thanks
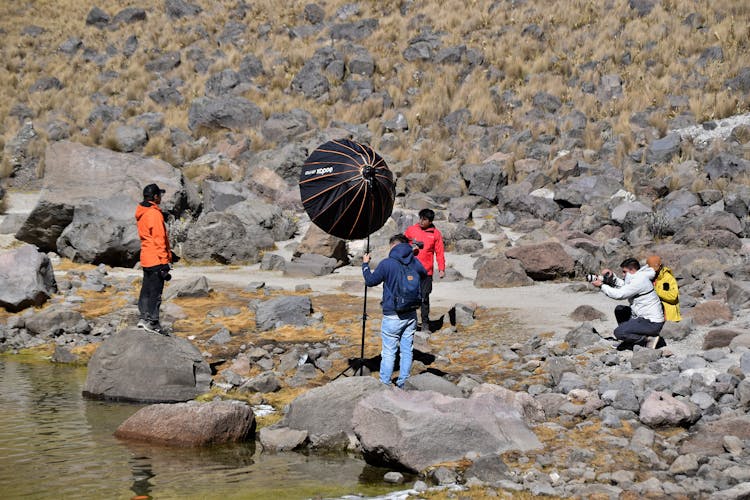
[135,183,172,335]
[404,208,445,332]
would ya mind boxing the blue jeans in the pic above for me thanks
[380,312,417,387]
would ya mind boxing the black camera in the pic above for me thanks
[411,239,424,249]
[586,271,615,286]
[159,265,172,281]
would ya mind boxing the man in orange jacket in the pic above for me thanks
[404,208,445,332]
[135,183,172,335]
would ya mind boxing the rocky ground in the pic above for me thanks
[2,193,750,497]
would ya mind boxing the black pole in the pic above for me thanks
[358,233,370,376]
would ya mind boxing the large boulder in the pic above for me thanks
[273,376,386,449]
[83,328,212,403]
[353,384,542,472]
[0,245,57,312]
[15,141,195,265]
[473,256,533,288]
[505,241,575,280]
[181,212,262,264]
[114,400,255,446]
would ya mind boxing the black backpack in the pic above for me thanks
[393,260,422,313]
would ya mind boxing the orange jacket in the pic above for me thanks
[135,202,171,267]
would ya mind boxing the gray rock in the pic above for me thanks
[705,153,750,181]
[459,161,508,203]
[284,253,339,277]
[261,110,316,143]
[240,372,282,393]
[661,318,693,340]
[86,7,110,28]
[208,328,232,345]
[710,483,750,500]
[255,296,312,331]
[505,241,575,280]
[278,376,386,449]
[51,345,79,364]
[383,471,404,484]
[404,372,464,398]
[182,212,262,265]
[112,125,148,153]
[163,276,212,300]
[16,141,192,263]
[114,400,254,445]
[639,391,699,427]
[473,256,533,288]
[0,245,57,312]
[259,427,307,451]
[145,51,181,73]
[646,133,681,163]
[25,306,89,337]
[564,322,601,349]
[111,7,146,26]
[83,328,211,402]
[260,254,286,271]
[353,386,541,472]
[188,96,264,131]
[723,435,744,455]
[165,0,202,19]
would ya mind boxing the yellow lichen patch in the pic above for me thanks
[516,419,641,475]
[74,288,129,318]
[70,343,98,363]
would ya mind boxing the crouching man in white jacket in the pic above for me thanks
[592,257,665,350]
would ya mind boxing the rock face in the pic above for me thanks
[274,376,385,449]
[114,400,255,446]
[352,386,542,472]
[0,245,57,312]
[83,328,211,402]
[15,141,194,266]
[505,241,575,280]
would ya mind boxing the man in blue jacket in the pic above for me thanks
[362,234,428,388]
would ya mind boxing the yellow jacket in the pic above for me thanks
[654,266,681,321]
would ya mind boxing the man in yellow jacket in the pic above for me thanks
[646,255,681,322]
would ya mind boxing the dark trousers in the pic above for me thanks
[614,305,664,346]
[419,275,433,328]
[138,265,166,324]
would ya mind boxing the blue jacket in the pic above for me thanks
[362,242,428,315]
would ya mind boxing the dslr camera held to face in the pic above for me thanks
[586,271,616,287]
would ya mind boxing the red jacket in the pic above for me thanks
[135,202,171,267]
[404,223,445,276]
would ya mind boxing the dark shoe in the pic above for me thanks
[616,341,635,351]
[143,322,166,335]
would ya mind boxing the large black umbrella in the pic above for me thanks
[299,139,395,240]
[299,139,395,378]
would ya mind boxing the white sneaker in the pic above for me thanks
[136,319,148,329]
[143,322,166,335]
[647,336,661,349]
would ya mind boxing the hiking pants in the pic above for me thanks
[419,275,433,328]
[138,264,167,324]
[614,305,664,346]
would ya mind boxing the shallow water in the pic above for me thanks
[0,357,404,500]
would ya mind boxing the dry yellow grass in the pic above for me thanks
[0,0,747,183]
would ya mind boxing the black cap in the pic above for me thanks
[143,183,166,199]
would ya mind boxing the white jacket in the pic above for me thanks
[601,265,665,323]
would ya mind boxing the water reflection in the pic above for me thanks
[0,357,402,499]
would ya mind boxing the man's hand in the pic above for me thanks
[362,253,371,264]
[439,270,445,279]
[591,278,603,288]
